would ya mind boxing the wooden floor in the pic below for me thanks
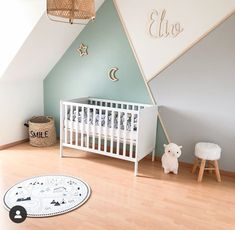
[0,143,235,230]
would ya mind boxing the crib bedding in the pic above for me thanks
[66,120,137,141]
[67,108,138,131]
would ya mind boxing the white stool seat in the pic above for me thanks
[195,142,221,160]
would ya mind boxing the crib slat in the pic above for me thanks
[104,109,108,152]
[110,110,114,154]
[70,105,73,145]
[64,105,68,144]
[135,112,139,159]
[92,108,96,149]
[60,102,64,157]
[98,108,102,151]
[81,106,84,147]
[116,111,120,155]
[123,112,127,156]
[87,107,90,148]
[75,106,78,146]
[129,112,134,158]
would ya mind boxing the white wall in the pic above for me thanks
[0,0,105,146]
[0,1,45,146]
[0,80,43,146]
[114,0,235,81]
[149,14,235,172]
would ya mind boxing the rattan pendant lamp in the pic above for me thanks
[47,0,95,24]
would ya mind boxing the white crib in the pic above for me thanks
[60,97,158,176]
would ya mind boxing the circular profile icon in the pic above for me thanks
[9,205,27,223]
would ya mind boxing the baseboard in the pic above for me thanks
[0,139,29,150]
[154,155,235,178]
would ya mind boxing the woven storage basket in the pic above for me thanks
[28,116,56,147]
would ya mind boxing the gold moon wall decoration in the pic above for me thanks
[108,67,119,81]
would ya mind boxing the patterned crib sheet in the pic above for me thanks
[67,108,138,131]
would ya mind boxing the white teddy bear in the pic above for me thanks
[161,143,182,174]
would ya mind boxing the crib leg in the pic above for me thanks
[60,144,63,158]
[152,149,155,162]
[134,161,138,176]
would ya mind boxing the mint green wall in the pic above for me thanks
[44,0,168,154]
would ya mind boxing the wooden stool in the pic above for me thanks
[192,142,221,182]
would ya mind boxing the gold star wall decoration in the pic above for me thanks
[77,43,88,56]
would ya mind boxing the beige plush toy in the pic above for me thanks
[161,143,182,174]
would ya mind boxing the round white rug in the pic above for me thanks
[3,175,91,217]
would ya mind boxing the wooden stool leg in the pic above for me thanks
[214,160,221,182]
[198,159,206,182]
[208,161,213,174]
[192,157,199,174]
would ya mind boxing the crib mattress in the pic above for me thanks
[64,120,137,142]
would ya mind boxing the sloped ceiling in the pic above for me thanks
[1,0,105,82]
[0,0,45,78]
